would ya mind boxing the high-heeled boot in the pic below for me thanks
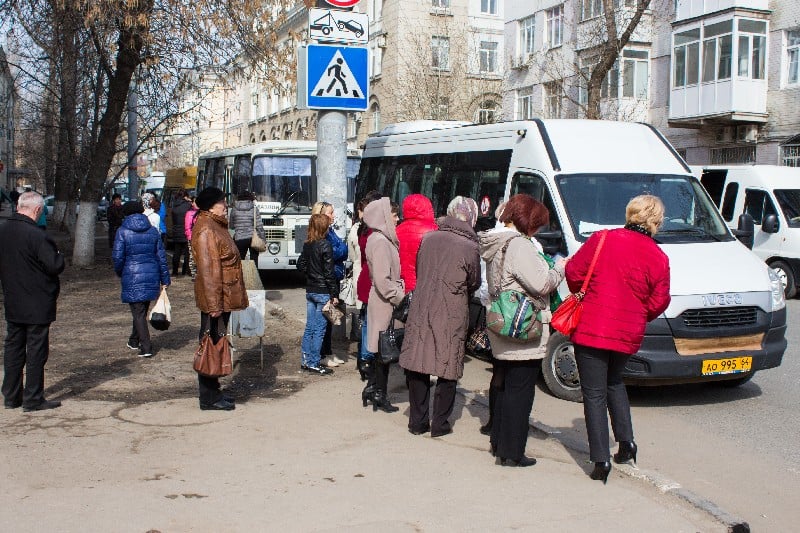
[590,461,612,484]
[371,359,399,413]
[361,361,376,407]
[356,358,370,382]
[613,441,638,465]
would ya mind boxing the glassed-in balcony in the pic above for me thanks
[669,17,768,125]
[674,0,769,23]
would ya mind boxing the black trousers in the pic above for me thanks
[406,370,457,434]
[235,238,260,265]
[2,322,50,408]
[128,301,152,354]
[490,359,541,462]
[198,312,231,405]
[574,344,634,462]
[172,241,190,275]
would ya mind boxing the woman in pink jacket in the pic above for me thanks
[565,195,671,484]
[184,197,199,280]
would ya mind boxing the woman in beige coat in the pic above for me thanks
[478,194,566,466]
[363,198,405,412]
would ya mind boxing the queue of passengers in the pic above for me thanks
[297,189,670,483]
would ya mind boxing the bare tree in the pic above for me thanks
[3,0,296,266]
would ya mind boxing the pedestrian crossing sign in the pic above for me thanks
[304,44,368,111]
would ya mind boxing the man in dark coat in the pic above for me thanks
[0,191,65,411]
[106,193,125,248]
[169,189,192,276]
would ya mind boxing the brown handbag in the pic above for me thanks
[193,331,233,377]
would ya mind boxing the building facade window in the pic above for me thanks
[517,86,534,120]
[432,0,449,7]
[544,81,563,118]
[371,45,383,78]
[546,5,564,48]
[583,49,650,102]
[673,27,700,87]
[435,97,450,119]
[702,20,733,82]
[519,16,535,56]
[368,0,382,20]
[475,100,499,123]
[737,19,767,79]
[479,41,498,73]
[788,30,800,85]
[250,93,259,120]
[431,36,450,70]
[782,143,800,167]
[581,0,602,21]
[481,0,497,15]
[371,104,381,133]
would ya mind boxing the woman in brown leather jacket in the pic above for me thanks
[191,187,248,411]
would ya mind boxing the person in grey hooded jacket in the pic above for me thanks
[230,191,266,264]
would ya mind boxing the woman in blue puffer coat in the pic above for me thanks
[112,201,171,357]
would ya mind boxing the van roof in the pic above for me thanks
[364,120,690,176]
[694,165,800,188]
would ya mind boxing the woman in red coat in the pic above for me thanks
[396,194,437,293]
[565,194,671,484]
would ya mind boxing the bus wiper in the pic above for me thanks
[273,190,302,218]
[658,227,722,241]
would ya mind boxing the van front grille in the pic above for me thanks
[264,229,288,240]
[681,307,758,328]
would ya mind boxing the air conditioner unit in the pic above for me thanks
[716,126,734,143]
[737,124,758,143]
[376,35,387,49]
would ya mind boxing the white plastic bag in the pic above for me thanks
[149,287,171,331]
[339,276,356,306]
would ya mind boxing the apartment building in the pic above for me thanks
[199,0,504,153]
[504,0,800,166]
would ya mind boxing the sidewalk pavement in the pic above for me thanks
[0,359,730,531]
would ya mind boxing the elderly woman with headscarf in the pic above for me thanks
[399,196,481,437]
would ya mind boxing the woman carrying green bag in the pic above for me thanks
[478,194,566,467]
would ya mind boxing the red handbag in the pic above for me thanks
[551,231,607,336]
[193,331,233,377]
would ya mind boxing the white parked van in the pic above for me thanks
[356,120,787,401]
[695,165,800,298]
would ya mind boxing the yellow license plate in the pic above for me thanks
[701,356,752,375]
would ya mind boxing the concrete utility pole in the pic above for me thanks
[316,109,348,238]
[127,75,139,199]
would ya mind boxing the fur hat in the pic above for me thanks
[196,187,226,211]
[122,200,145,217]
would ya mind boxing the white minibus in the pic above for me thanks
[355,120,787,401]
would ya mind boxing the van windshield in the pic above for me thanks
[555,173,734,243]
[773,189,800,228]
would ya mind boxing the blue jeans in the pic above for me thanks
[302,293,330,368]
[359,306,375,361]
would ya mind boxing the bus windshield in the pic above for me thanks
[556,173,734,243]
[252,155,312,207]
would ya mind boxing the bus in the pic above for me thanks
[196,140,361,270]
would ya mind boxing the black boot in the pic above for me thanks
[361,360,376,407]
[357,358,370,382]
[590,461,612,484]
[613,441,638,465]
[372,359,398,413]
[480,385,497,435]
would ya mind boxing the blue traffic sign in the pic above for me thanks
[306,44,368,111]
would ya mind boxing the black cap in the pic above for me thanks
[122,200,144,216]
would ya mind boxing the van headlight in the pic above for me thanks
[768,267,786,311]
[268,242,281,255]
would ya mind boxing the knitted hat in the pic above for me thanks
[122,200,144,217]
[196,187,226,211]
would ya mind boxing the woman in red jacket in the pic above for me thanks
[396,194,437,293]
[565,194,671,484]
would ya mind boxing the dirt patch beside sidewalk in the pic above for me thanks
[0,224,348,406]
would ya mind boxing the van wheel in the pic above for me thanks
[769,260,796,299]
[713,372,755,388]
[542,332,583,403]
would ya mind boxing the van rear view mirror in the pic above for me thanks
[732,213,755,249]
[761,214,779,234]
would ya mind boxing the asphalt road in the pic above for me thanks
[265,270,799,531]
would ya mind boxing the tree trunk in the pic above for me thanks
[72,4,152,267]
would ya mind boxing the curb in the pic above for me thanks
[458,387,751,533]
